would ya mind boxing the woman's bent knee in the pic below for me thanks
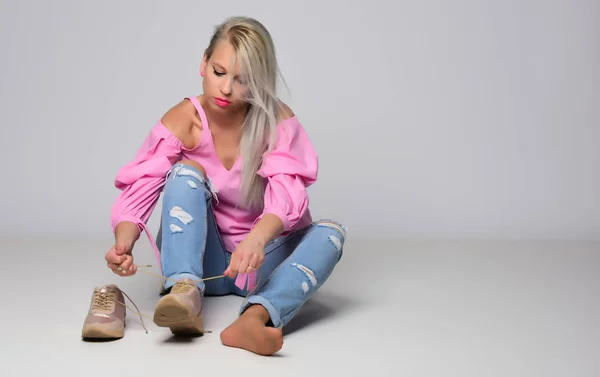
[178,159,207,178]
[314,219,347,240]
[314,219,347,262]
[167,159,215,203]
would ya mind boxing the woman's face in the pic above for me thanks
[200,39,250,114]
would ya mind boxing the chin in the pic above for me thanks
[223,103,247,113]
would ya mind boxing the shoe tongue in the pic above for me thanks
[101,284,118,293]
[173,279,196,293]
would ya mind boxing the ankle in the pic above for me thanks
[243,304,271,324]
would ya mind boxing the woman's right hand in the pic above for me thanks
[105,222,140,276]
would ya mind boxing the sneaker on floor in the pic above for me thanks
[82,284,126,339]
[153,278,204,335]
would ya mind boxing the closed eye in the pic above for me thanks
[213,68,225,76]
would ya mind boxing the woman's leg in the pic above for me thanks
[244,219,346,326]
[221,219,347,354]
[152,160,228,334]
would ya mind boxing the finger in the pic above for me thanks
[115,265,131,277]
[124,258,137,275]
[119,255,133,272]
[245,254,259,273]
[225,253,241,278]
[224,261,237,278]
[109,255,129,276]
[106,249,125,266]
[110,264,125,276]
[237,255,250,275]
[108,265,120,276]
[106,246,121,261]
[122,263,136,276]
[105,247,116,263]
[107,252,126,265]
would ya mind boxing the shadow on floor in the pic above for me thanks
[161,333,205,344]
[81,337,122,343]
[282,291,356,336]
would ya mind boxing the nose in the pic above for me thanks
[220,77,232,96]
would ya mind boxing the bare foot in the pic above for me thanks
[220,305,283,356]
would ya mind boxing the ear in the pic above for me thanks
[200,53,208,77]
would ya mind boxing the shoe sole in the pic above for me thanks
[153,295,204,335]
[82,322,125,339]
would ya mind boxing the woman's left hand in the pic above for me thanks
[224,236,265,278]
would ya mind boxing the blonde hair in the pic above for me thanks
[204,16,288,210]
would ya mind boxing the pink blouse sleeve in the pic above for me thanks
[110,123,183,232]
[254,117,318,231]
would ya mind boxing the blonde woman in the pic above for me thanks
[101,16,346,355]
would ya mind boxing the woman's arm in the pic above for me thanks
[225,111,319,289]
[245,213,284,247]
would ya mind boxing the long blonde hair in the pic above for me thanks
[204,16,287,210]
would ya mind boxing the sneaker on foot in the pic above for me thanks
[153,278,204,335]
[82,284,126,339]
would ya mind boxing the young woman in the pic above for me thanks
[105,16,346,355]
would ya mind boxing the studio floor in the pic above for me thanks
[1,236,598,377]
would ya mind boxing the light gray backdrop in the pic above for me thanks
[1,0,598,240]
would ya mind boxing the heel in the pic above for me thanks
[169,311,204,335]
[152,279,204,336]
[153,295,204,335]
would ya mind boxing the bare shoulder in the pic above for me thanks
[277,101,296,122]
[160,99,202,149]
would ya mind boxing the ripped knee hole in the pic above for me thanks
[176,159,207,180]
[292,263,317,293]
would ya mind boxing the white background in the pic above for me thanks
[1,0,598,240]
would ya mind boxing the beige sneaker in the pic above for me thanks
[82,284,126,339]
[153,278,204,335]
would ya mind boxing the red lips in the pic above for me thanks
[215,97,231,107]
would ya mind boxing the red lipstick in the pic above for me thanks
[215,97,231,107]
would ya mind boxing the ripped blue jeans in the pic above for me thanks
[155,163,346,328]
